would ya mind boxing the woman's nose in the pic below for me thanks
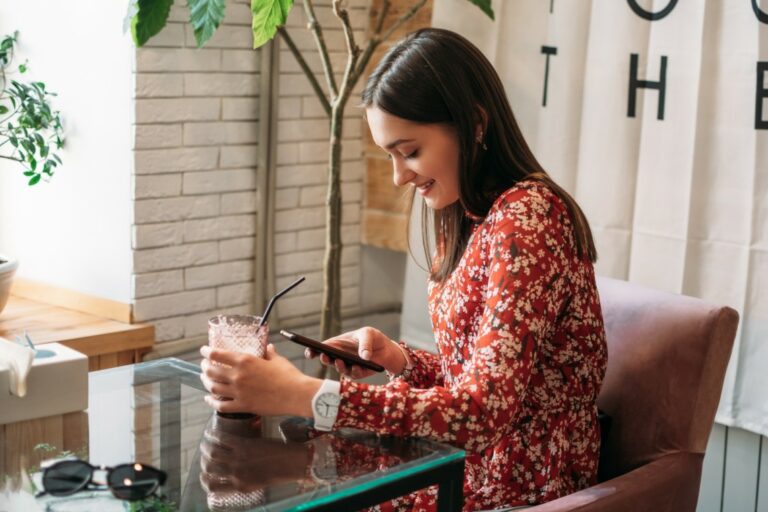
[392,158,416,187]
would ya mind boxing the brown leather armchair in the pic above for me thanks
[531,276,739,512]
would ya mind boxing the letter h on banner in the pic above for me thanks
[757,62,768,130]
[628,53,668,121]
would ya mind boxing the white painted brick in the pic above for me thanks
[222,98,260,120]
[274,206,325,232]
[277,73,329,97]
[274,232,297,254]
[299,139,362,163]
[222,3,253,25]
[153,316,186,342]
[134,124,182,149]
[340,159,364,182]
[218,282,253,308]
[220,145,259,168]
[343,245,361,267]
[135,196,220,223]
[183,304,251,338]
[167,5,189,22]
[276,286,358,318]
[275,188,299,210]
[278,98,301,120]
[274,249,323,276]
[136,48,222,72]
[134,289,217,321]
[342,224,360,245]
[185,73,259,96]
[183,169,256,195]
[275,163,326,187]
[302,95,362,119]
[222,50,261,72]
[277,118,359,142]
[144,22,186,47]
[135,147,219,174]
[299,182,360,206]
[221,191,258,215]
[185,24,252,48]
[134,175,183,199]
[276,143,299,165]
[279,49,348,75]
[276,265,358,294]
[220,237,255,261]
[134,242,219,273]
[133,270,184,298]
[295,228,325,251]
[342,202,361,224]
[133,222,184,249]
[185,261,254,289]
[183,122,259,146]
[136,98,220,123]
[136,74,184,98]
[184,215,256,242]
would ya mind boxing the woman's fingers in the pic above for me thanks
[200,358,232,384]
[200,373,233,397]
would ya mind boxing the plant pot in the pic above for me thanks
[0,254,18,316]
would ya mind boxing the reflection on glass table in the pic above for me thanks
[0,358,465,511]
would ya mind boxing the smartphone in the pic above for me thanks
[279,330,385,373]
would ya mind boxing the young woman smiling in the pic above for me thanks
[200,28,607,512]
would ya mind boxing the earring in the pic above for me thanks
[476,133,488,150]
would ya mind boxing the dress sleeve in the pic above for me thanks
[333,188,572,453]
[388,341,445,389]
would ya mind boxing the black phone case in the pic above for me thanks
[279,330,385,372]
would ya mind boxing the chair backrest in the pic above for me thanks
[595,277,738,480]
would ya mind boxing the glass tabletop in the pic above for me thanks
[0,357,464,511]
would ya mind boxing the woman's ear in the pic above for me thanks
[474,105,489,141]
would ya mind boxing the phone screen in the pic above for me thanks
[279,330,385,372]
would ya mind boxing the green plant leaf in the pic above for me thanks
[0,105,7,115]
[131,0,174,47]
[188,0,226,48]
[467,0,494,20]
[251,0,293,49]
[28,174,41,186]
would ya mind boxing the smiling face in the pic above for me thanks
[366,106,461,210]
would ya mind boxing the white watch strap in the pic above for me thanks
[312,379,341,431]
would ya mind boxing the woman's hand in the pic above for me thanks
[304,327,407,379]
[200,343,321,417]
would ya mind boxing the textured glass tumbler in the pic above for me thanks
[208,314,268,419]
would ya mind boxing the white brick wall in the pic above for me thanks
[131,0,370,347]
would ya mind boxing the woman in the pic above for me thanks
[200,28,607,511]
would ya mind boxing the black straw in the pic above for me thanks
[257,276,305,329]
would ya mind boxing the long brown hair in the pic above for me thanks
[362,28,597,282]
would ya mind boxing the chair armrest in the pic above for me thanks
[529,452,703,512]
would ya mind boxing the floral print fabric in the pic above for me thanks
[334,181,608,510]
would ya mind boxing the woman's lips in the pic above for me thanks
[417,180,435,196]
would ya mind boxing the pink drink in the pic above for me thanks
[207,314,268,419]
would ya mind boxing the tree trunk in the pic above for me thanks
[320,106,344,343]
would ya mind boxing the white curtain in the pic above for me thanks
[397,0,768,437]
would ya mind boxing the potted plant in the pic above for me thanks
[0,31,65,315]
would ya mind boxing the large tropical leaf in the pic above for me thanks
[251,0,294,49]
[131,0,174,47]
[468,0,494,20]
[188,0,226,48]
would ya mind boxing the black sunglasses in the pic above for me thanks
[36,459,167,501]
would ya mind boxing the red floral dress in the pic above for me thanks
[334,180,608,510]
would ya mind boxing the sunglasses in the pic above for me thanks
[36,459,167,501]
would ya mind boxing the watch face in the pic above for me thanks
[314,392,340,418]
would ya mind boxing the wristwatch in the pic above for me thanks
[311,379,341,431]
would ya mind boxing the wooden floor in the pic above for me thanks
[0,296,154,370]
[698,423,768,512]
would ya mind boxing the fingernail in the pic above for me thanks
[361,349,371,360]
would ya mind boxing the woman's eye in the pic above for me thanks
[404,150,419,160]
